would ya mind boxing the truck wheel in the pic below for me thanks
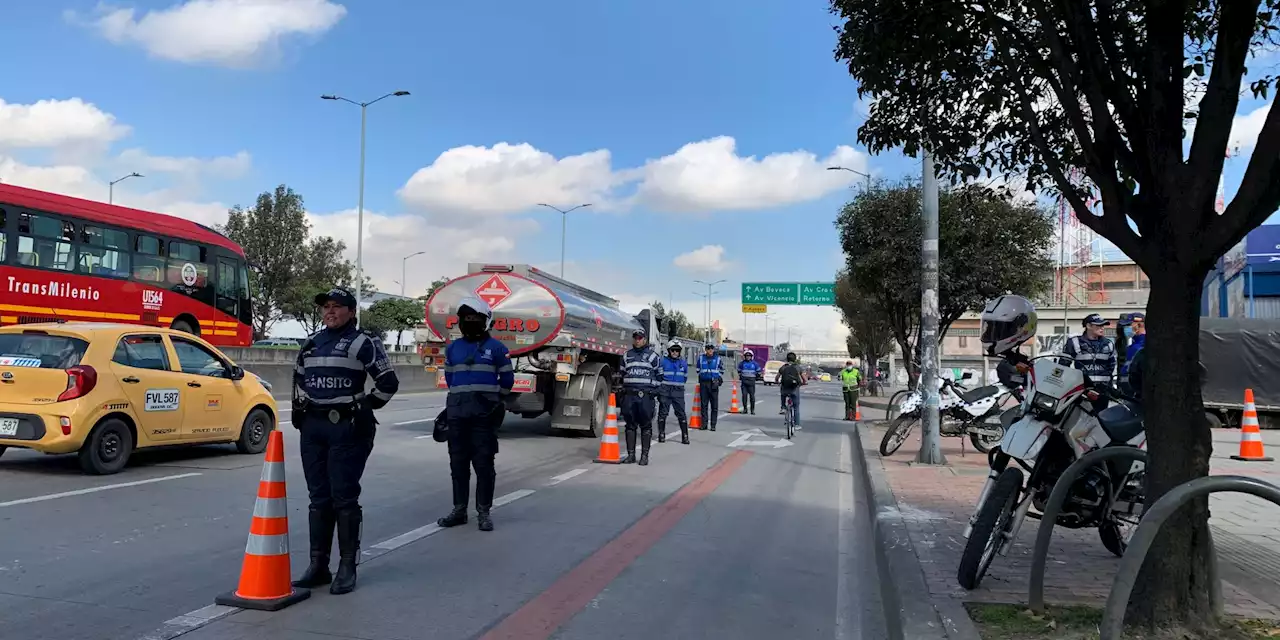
[78,418,134,475]
[587,380,609,438]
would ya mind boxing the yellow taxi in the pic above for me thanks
[0,323,278,475]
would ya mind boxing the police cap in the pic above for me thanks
[315,287,357,309]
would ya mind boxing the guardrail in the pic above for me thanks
[1098,475,1271,639]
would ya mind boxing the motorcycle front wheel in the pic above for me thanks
[957,467,1024,590]
[879,412,919,456]
[969,423,1005,454]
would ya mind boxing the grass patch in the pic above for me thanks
[965,602,1280,639]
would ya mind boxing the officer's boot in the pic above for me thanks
[680,419,690,445]
[438,505,468,527]
[622,429,638,464]
[476,506,494,532]
[292,508,334,588]
[330,508,361,595]
[639,429,651,466]
[657,420,666,444]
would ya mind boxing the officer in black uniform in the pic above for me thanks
[619,328,662,465]
[291,288,399,595]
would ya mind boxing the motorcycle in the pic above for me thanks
[879,372,1013,456]
[956,353,1146,590]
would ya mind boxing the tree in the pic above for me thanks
[835,182,1053,387]
[368,298,425,350]
[831,0,1280,629]
[649,301,702,340]
[835,270,894,374]
[420,277,450,302]
[280,236,355,335]
[222,185,309,340]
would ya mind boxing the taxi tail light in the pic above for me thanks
[59,416,72,436]
[57,365,98,402]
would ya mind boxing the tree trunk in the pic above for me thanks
[895,337,919,390]
[1125,265,1216,631]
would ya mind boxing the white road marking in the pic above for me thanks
[135,604,240,640]
[835,433,859,639]
[367,489,537,553]
[396,416,440,426]
[493,489,535,506]
[547,468,589,486]
[414,435,434,440]
[0,473,203,509]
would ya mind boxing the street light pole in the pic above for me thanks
[321,90,411,326]
[537,203,592,278]
[916,148,946,465]
[401,251,426,297]
[694,279,726,343]
[827,166,872,192]
[108,172,143,204]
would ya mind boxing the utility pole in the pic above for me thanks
[694,279,725,343]
[537,203,592,278]
[916,148,946,465]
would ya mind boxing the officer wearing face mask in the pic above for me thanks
[291,288,399,595]
[619,329,662,464]
[1118,312,1146,396]
[437,297,514,532]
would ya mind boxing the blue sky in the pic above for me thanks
[0,1,1274,345]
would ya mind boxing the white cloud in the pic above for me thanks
[632,136,869,212]
[0,98,130,150]
[398,143,619,219]
[73,0,346,67]
[1228,103,1271,154]
[673,244,728,273]
[116,148,251,179]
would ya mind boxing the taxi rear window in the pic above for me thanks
[0,332,89,369]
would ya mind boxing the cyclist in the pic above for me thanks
[777,352,805,430]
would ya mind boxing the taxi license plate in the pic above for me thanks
[0,418,18,437]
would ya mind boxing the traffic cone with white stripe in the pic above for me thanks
[215,430,310,611]
[729,380,741,414]
[593,393,623,463]
[436,372,448,389]
[1232,389,1273,462]
[690,384,703,430]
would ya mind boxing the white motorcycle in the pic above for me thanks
[956,354,1146,590]
[879,372,1014,456]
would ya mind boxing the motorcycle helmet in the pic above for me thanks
[667,340,683,352]
[456,296,494,338]
[742,349,753,358]
[980,294,1037,356]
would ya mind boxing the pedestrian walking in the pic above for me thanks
[291,287,400,595]
[696,344,724,431]
[839,360,861,421]
[619,329,662,464]
[736,349,761,414]
[437,297,514,532]
[657,340,690,444]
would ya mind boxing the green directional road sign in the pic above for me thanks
[741,282,835,306]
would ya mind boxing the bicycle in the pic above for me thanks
[783,394,795,440]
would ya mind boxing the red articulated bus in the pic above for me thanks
[0,184,253,346]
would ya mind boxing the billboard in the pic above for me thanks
[1223,224,1280,279]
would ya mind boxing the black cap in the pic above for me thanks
[632,328,647,338]
[314,287,357,309]
[704,343,715,349]
[1082,313,1110,326]
[1118,312,1146,325]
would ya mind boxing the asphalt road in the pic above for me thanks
[0,381,885,640]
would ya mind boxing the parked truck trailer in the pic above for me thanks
[419,263,662,435]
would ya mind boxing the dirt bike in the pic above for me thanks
[879,372,1013,456]
[956,353,1146,590]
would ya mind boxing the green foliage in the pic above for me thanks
[835,182,1054,382]
[649,301,702,340]
[835,270,894,368]
[365,298,425,347]
[222,185,309,340]
[280,236,354,335]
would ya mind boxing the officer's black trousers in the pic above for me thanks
[700,381,720,428]
[740,381,756,413]
[620,392,655,452]
[299,416,375,516]
[447,417,499,510]
[656,391,687,436]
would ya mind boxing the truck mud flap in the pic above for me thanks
[551,398,594,431]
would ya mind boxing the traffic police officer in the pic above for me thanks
[697,344,724,431]
[736,349,761,414]
[619,328,661,465]
[437,296,514,532]
[657,340,690,444]
[1063,313,1117,412]
[292,287,399,595]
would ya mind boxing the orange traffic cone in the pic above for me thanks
[1232,389,1273,462]
[216,430,310,611]
[855,398,863,421]
[436,372,448,389]
[729,381,741,414]
[594,393,623,463]
[690,384,703,430]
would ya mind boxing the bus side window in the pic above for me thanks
[0,208,6,264]
[215,257,238,317]
[79,226,131,279]
[17,212,75,271]
[166,241,213,305]
[133,234,165,283]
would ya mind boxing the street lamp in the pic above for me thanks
[401,251,426,297]
[827,166,872,192]
[321,90,412,325]
[694,279,726,341]
[109,172,143,204]
[537,203,592,278]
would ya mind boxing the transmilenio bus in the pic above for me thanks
[0,184,253,346]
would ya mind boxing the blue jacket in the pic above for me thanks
[1121,333,1145,377]
[737,359,761,383]
[295,322,400,410]
[660,356,688,395]
[697,354,724,383]
[1063,334,1116,385]
[444,335,514,419]
[622,345,661,391]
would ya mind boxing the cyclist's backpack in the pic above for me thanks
[780,365,802,388]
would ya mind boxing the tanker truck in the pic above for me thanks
[418,263,663,435]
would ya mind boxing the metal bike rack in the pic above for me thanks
[1098,475,1273,639]
[1028,446,1149,614]
[887,389,911,422]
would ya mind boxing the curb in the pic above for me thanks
[854,422,983,640]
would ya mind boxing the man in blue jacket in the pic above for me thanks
[437,296,514,532]
[620,329,662,464]
[697,344,724,431]
[657,340,690,444]
[737,349,761,415]
[1118,312,1146,396]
